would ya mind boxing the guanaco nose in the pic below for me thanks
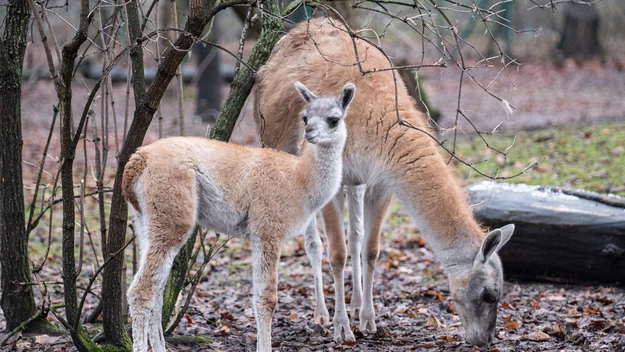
[305,126,314,134]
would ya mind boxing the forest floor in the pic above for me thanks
[2,59,625,351]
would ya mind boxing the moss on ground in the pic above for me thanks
[446,120,625,196]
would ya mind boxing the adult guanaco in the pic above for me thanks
[254,18,515,347]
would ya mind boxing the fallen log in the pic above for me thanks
[467,181,625,284]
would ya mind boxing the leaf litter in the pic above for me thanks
[132,209,624,352]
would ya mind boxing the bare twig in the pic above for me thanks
[0,311,43,346]
[165,233,230,335]
[234,3,254,76]
[171,0,186,136]
[27,0,59,85]
[75,236,136,331]
[25,106,58,236]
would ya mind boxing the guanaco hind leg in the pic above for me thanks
[128,230,191,352]
[128,170,196,352]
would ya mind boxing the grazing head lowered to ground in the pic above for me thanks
[254,17,515,347]
[122,81,355,352]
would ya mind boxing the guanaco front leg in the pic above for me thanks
[321,189,355,343]
[346,184,366,319]
[304,216,330,325]
[251,234,282,352]
[360,188,391,334]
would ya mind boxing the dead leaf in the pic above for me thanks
[35,334,59,345]
[415,342,436,348]
[184,313,195,324]
[526,330,550,342]
[16,340,32,349]
[427,290,444,301]
[589,319,613,331]
[551,321,565,338]
[242,333,256,344]
[425,314,442,330]
[503,315,520,330]
[288,313,298,319]
[545,294,566,301]
[387,248,403,260]
[417,237,427,247]
[584,306,600,315]
[219,325,231,336]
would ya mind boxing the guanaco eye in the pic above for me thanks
[302,116,308,124]
[482,290,498,304]
[327,117,340,128]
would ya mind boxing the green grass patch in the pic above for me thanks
[447,120,625,196]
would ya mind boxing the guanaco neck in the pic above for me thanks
[298,139,345,212]
[387,126,484,271]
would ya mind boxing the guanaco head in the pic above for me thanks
[447,224,515,347]
[294,81,355,146]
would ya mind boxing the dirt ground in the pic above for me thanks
[2,59,625,351]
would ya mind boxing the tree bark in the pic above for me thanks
[556,2,602,63]
[210,0,283,142]
[26,0,102,345]
[194,24,222,124]
[101,0,145,348]
[57,1,103,350]
[0,0,41,332]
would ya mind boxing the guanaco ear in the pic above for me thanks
[497,223,515,248]
[337,83,356,111]
[474,224,515,264]
[294,81,317,103]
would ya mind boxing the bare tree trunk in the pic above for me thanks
[209,1,283,142]
[101,0,145,348]
[42,0,105,349]
[556,2,602,63]
[58,0,103,349]
[0,0,43,332]
[194,23,222,124]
